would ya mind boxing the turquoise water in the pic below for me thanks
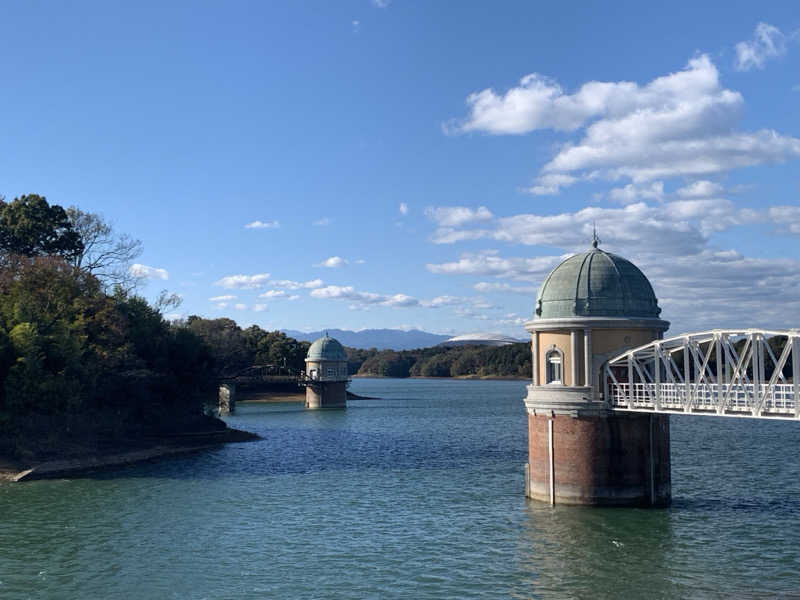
[2,378,800,599]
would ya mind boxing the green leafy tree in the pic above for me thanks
[185,317,254,376]
[419,354,454,377]
[450,349,480,377]
[0,194,83,261]
[0,254,221,458]
[254,330,310,372]
[358,351,414,377]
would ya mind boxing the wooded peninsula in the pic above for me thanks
[0,193,530,471]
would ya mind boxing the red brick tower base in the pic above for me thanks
[525,412,671,506]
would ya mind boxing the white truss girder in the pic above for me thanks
[603,329,800,420]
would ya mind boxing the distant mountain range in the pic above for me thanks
[282,328,451,350]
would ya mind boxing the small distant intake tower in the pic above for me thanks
[524,237,671,506]
[302,333,349,409]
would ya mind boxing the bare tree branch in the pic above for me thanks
[66,207,143,291]
[155,289,183,312]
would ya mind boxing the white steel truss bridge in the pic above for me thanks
[603,329,800,420]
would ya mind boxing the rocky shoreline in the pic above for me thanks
[0,428,259,482]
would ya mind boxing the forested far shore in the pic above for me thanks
[345,343,531,379]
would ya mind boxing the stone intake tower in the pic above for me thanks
[524,240,671,506]
[303,333,349,409]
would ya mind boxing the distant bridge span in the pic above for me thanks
[603,329,800,420]
[220,364,301,382]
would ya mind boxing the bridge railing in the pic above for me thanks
[297,371,351,385]
[607,382,796,415]
[603,329,800,420]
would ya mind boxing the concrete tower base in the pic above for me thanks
[525,412,671,506]
[305,381,347,409]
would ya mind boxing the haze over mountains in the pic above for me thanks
[283,328,451,350]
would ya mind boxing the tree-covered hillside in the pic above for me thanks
[0,195,223,459]
[348,343,531,379]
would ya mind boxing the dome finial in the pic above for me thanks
[592,222,601,249]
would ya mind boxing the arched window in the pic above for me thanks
[545,347,563,384]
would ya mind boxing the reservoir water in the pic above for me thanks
[2,378,800,599]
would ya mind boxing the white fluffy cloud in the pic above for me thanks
[544,128,799,183]
[768,206,800,234]
[425,206,493,227]
[311,285,419,308]
[209,295,237,302]
[129,263,168,280]
[313,217,331,226]
[449,55,730,136]
[427,199,762,254]
[525,174,578,196]
[449,55,800,188]
[496,313,527,327]
[735,23,789,71]
[244,220,280,229]
[424,200,800,332]
[253,304,268,312]
[214,273,271,289]
[271,278,323,290]
[399,202,409,216]
[473,282,538,294]
[258,289,300,300]
[309,285,498,316]
[423,295,463,308]
[311,285,376,301]
[434,40,800,334]
[644,249,800,333]
[427,250,562,281]
[676,180,725,198]
[316,256,348,268]
[608,181,664,204]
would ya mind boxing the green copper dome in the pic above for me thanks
[306,333,347,361]
[535,245,662,320]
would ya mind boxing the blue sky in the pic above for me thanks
[1,1,799,337]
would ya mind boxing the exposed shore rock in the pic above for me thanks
[0,428,259,482]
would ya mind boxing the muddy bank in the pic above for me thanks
[0,428,259,482]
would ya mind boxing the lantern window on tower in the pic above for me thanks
[546,348,563,385]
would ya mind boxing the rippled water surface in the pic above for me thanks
[2,378,800,599]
